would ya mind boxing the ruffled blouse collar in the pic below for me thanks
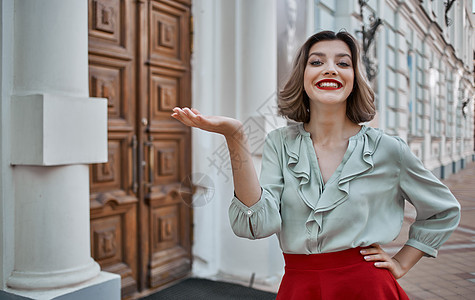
[283,123,383,236]
[296,122,368,140]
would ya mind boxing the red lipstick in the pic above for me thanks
[315,79,342,90]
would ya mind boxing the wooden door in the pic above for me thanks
[88,0,192,297]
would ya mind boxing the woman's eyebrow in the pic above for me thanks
[308,52,351,58]
[335,53,351,58]
[308,52,326,58]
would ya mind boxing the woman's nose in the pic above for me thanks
[324,66,337,75]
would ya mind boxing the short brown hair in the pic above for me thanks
[278,30,375,124]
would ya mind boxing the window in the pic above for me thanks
[314,0,335,31]
[414,51,425,136]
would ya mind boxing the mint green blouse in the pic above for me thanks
[229,124,460,257]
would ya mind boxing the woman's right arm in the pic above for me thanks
[172,107,261,207]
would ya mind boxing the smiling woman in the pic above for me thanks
[171,30,461,300]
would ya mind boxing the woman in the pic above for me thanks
[172,30,460,299]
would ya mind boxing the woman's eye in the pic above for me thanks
[338,62,351,67]
[310,60,323,66]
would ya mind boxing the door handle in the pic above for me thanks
[145,136,155,186]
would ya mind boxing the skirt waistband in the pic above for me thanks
[283,247,366,270]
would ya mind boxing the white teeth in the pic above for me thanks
[318,82,339,88]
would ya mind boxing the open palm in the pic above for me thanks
[172,107,243,137]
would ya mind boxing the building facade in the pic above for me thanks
[0,0,473,299]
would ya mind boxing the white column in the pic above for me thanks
[422,44,432,165]
[4,0,116,296]
[376,20,387,131]
[0,0,15,289]
[394,11,409,141]
[219,0,284,285]
[8,165,99,289]
[191,0,284,289]
[12,1,88,97]
[191,0,224,278]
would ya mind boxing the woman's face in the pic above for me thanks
[303,40,355,108]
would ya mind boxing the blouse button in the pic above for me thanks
[247,210,252,216]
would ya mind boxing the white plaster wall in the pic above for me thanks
[219,0,284,282]
[191,0,284,286]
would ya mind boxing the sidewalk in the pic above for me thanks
[388,161,475,299]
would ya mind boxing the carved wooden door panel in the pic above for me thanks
[88,0,192,297]
[138,0,192,289]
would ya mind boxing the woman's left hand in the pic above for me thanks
[360,244,406,279]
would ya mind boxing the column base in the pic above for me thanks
[7,259,100,290]
[2,271,120,300]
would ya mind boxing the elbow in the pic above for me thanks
[449,199,462,226]
[437,201,461,233]
[453,202,461,227]
[230,217,281,240]
[248,218,281,239]
[439,197,462,229]
[230,219,257,240]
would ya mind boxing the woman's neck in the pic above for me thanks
[304,105,360,145]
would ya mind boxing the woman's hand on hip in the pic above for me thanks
[360,244,406,279]
[172,107,243,138]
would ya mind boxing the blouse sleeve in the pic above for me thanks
[397,138,461,257]
[228,131,283,239]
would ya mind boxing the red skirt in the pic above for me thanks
[276,247,409,300]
